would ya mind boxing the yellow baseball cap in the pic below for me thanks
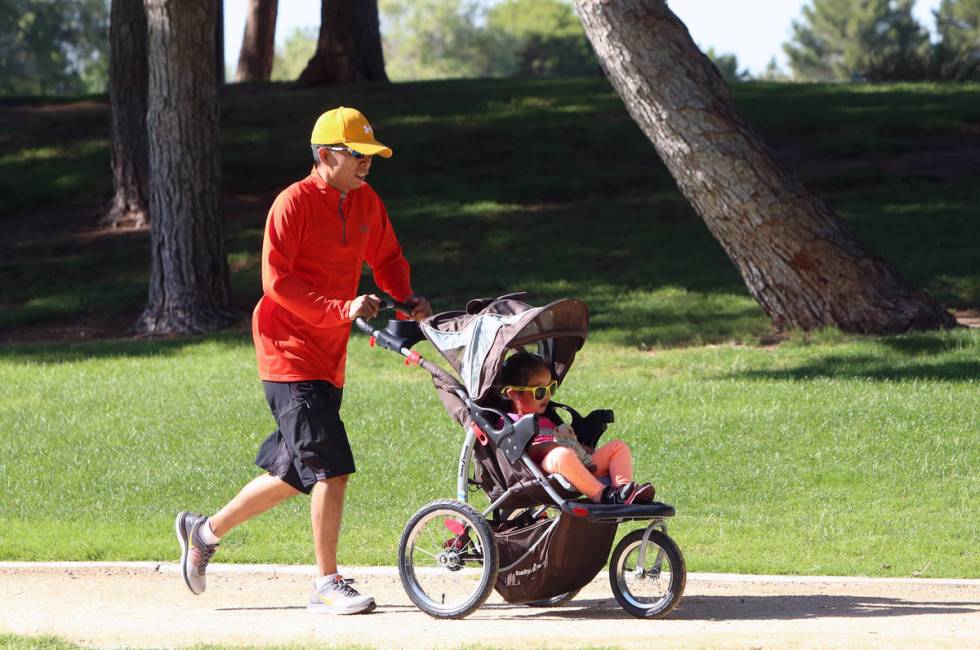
[310,106,392,158]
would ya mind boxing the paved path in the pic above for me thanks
[1,563,978,649]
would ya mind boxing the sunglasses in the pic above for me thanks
[325,145,367,159]
[503,380,558,401]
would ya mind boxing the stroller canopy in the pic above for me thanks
[421,296,589,401]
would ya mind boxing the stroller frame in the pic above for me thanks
[355,295,686,619]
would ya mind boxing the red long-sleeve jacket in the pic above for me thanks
[252,169,413,386]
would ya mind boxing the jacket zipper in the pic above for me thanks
[337,193,348,245]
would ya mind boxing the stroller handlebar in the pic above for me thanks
[353,317,376,337]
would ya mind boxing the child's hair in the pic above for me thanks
[500,351,551,388]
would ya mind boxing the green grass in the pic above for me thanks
[1,329,977,577]
[0,79,978,578]
[0,635,612,650]
[0,634,379,650]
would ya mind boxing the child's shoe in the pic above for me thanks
[600,485,625,505]
[622,481,656,504]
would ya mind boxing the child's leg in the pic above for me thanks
[590,439,633,486]
[540,446,605,502]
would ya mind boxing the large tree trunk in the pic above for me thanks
[574,0,955,334]
[298,0,388,85]
[236,0,277,82]
[104,0,149,229]
[138,0,236,335]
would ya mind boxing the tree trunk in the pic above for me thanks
[236,0,277,82]
[104,0,149,229]
[138,0,237,335]
[298,0,388,85]
[574,0,955,334]
[216,0,225,85]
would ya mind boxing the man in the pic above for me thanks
[175,106,431,615]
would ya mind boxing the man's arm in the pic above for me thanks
[365,196,432,321]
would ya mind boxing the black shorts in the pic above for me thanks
[254,380,355,494]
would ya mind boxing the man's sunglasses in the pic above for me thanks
[503,380,558,401]
[325,145,367,159]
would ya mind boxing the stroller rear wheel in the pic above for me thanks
[609,528,686,618]
[398,499,498,619]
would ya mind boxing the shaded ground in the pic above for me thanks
[1,564,978,649]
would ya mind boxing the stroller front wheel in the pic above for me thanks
[609,528,686,618]
[398,499,498,619]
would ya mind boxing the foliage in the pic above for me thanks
[485,0,599,77]
[379,0,512,81]
[377,0,596,81]
[0,0,109,96]
[784,0,932,82]
[270,27,317,82]
[705,48,750,83]
[933,0,980,80]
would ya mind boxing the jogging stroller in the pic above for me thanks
[355,294,686,619]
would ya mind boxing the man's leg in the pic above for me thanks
[307,474,375,614]
[210,472,299,537]
[310,474,348,576]
[177,473,298,595]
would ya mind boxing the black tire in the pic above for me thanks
[609,528,686,618]
[398,499,498,619]
[524,588,580,607]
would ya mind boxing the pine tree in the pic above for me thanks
[784,0,931,82]
[934,0,980,80]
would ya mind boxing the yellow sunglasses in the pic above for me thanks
[502,380,558,401]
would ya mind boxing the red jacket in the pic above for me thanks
[252,169,413,386]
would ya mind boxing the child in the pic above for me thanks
[499,351,655,505]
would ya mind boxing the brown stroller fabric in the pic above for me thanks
[494,513,618,603]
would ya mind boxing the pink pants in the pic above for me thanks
[539,439,633,502]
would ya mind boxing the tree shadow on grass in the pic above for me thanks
[0,330,252,365]
[732,355,980,382]
[485,594,978,621]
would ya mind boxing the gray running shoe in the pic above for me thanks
[175,511,219,595]
[307,576,376,614]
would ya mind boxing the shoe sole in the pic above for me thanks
[307,599,377,615]
[175,512,203,595]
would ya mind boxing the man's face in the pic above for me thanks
[320,147,373,192]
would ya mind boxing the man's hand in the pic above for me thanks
[348,294,381,320]
[405,293,432,321]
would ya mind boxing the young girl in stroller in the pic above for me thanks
[500,351,655,505]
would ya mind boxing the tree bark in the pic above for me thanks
[104,0,149,229]
[298,0,388,85]
[216,0,225,85]
[236,0,277,82]
[574,0,955,334]
[138,0,237,335]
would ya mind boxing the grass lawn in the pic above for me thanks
[0,79,978,578]
[1,329,977,577]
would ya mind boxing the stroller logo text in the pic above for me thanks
[515,561,544,577]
